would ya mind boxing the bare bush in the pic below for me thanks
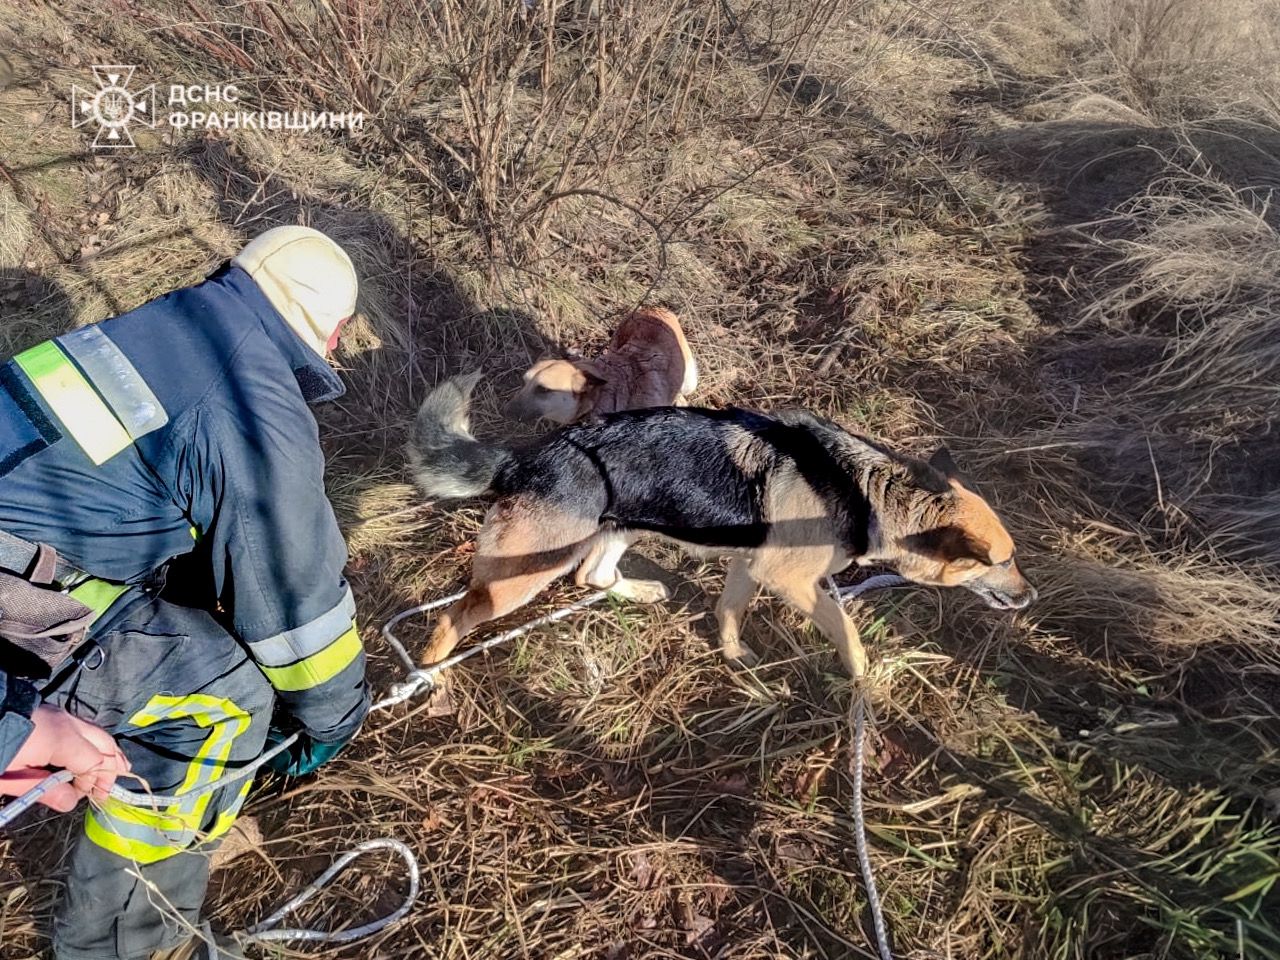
[1085,0,1280,121]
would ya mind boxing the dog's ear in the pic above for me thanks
[928,446,983,495]
[576,359,608,387]
[928,446,961,479]
[901,525,989,565]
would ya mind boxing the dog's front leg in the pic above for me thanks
[416,593,483,715]
[761,573,868,679]
[806,589,867,679]
[420,597,472,667]
[716,557,760,666]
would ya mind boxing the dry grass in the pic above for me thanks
[1083,0,1280,123]
[1,0,1279,957]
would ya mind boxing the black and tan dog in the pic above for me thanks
[408,375,1035,679]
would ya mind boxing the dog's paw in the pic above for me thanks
[424,680,457,718]
[721,642,760,668]
[851,650,869,682]
[608,578,670,603]
[854,660,892,711]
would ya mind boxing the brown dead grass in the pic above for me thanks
[1083,0,1280,123]
[1,0,1279,958]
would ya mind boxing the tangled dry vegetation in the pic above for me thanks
[1,0,1278,957]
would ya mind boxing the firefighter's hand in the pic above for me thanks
[0,706,130,812]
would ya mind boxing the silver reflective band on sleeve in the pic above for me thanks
[248,587,357,667]
[59,326,168,439]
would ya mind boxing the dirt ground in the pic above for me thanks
[1,1,1278,958]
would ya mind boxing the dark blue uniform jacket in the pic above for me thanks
[0,264,368,771]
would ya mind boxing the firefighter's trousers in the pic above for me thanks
[43,590,273,960]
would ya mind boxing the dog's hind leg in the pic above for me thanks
[574,530,668,603]
[421,502,598,669]
[716,557,760,666]
[753,551,867,679]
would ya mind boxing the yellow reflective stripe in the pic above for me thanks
[86,694,252,863]
[59,326,167,438]
[208,780,254,842]
[259,624,362,692]
[85,806,186,865]
[131,695,249,825]
[86,782,209,864]
[13,341,131,465]
[69,578,130,624]
[93,795,199,837]
[249,589,356,667]
[183,699,247,824]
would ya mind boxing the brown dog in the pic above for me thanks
[505,307,698,424]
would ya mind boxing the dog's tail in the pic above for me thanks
[408,372,514,500]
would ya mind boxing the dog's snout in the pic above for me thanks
[965,564,1037,611]
[1003,569,1038,609]
[1010,562,1037,608]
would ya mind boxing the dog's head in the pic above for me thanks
[505,358,605,424]
[891,448,1037,611]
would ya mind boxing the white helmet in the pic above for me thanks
[233,225,357,356]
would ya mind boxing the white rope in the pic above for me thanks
[834,573,910,960]
[852,689,893,960]
[0,769,75,827]
[837,572,911,603]
[107,734,302,809]
[242,838,421,944]
[376,589,609,709]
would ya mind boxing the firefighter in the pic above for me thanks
[0,226,371,959]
